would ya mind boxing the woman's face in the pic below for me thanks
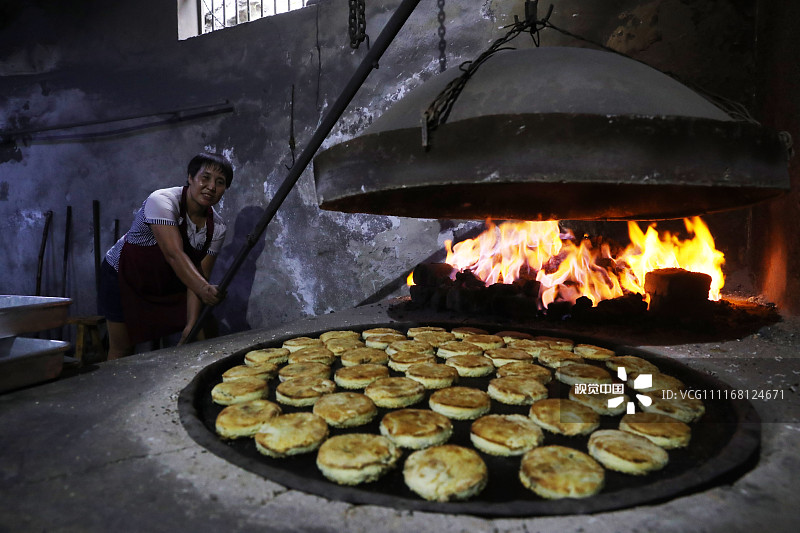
[187,163,227,207]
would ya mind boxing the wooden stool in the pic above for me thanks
[67,316,107,364]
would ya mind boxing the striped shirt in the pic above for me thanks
[105,186,226,270]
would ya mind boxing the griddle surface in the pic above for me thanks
[179,323,759,516]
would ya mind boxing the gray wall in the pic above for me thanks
[1,0,795,345]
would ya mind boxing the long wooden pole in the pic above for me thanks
[35,211,54,296]
[61,206,72,298]
[93,200,101,305]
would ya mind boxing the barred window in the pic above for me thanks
[179,1,313,39]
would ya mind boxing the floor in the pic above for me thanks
[0,301,798,532]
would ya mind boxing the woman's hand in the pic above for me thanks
[183,256,221,346]
[197,283,222,306]
[178,325,192,346]
[151,224,222,305]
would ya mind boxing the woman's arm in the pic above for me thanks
[181,254,217,345]
[150,224,221,305]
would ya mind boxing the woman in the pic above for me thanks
[98,152,232,359]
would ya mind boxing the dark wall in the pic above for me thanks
[750,0,800,313]
[0,0,500,339]
[1,0,794,344]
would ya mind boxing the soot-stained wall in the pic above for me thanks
[0,0,794,346]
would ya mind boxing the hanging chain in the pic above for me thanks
[349,0,368,49]
[437,0,447,72]
[422,1,553,148]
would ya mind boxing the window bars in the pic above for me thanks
[200,0,310,34]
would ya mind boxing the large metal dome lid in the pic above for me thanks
[314,46,790,221]
[367,46,731,132]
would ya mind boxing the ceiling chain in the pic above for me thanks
[422,1,552,148]
[349,0,369,49]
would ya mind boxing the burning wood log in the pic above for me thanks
[645,268,712,316]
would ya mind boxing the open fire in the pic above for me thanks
[409,217,725,310]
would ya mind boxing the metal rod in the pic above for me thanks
[93,200,101,305]
[61,206,72,298]
[211,0,216,31]
[185,0,423,343]
[58,206,72,341]
[197,0,203,35]
[36,211,54,297]
[29,104,235,142]
[0,100,233,138]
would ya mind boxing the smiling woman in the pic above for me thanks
[97,152,233,358]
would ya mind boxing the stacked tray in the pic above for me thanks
[0,295,71,393]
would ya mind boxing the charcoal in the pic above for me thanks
[573,296,594,311]
[570,296,595,320]
[412,263,457,287]
[491,295,539,319]
[645,268,712,316]
[409,285,435,305]
[545,301,573,320]
[596,292,648,316]
[429,287,450,311]
[455,270,485,289]
[513,278,541,298]
[446,287,486,314]
[400,259,779,341]
[486,283,521,297]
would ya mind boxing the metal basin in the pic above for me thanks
[0,337,70,392]
[0,295,72,339]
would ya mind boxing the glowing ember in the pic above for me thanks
[415,217,724,308]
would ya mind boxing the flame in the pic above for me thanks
[427,217,724,307]
[445,220,563,285]
[621,217,725,301]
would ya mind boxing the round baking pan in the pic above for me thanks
[178,323,760,516]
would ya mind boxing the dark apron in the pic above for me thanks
[118,186,214,345]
